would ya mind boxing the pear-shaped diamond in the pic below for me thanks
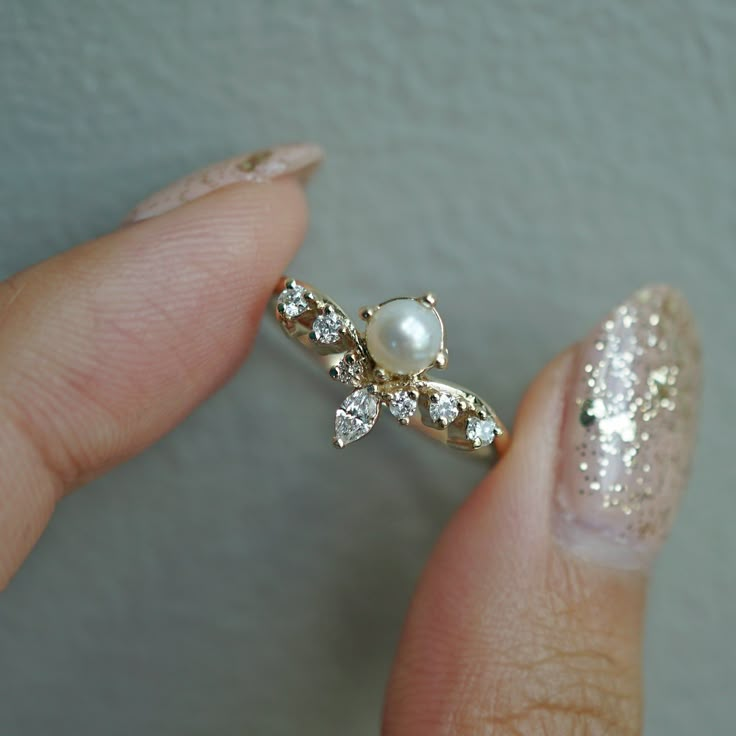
[334,388,380,447]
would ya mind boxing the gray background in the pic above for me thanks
[1,1,734,734]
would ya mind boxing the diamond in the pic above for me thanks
[277,284,309,319]
[389,390,418,422]
[330,354,365,384]
[429,392,458,425]
[466,417,498,447]
[334,388,380,446]
[312,312,344,344]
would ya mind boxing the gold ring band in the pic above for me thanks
[271,277,510,461]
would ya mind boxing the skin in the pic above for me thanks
[0,172,660,735]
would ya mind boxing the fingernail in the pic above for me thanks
[554,285,702,569]
[124,142,324,224]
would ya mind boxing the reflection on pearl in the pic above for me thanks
[365,299,442,375]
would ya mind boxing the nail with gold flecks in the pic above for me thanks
[554,285,702,570]
[124,142,324,224]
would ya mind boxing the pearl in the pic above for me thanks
[365,299,442,375]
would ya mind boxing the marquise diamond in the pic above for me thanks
[335,388,380,446]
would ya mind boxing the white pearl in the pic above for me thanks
[365,299,442,375]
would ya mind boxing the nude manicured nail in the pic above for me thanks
[554,285,702,569]
[125,142,324,224]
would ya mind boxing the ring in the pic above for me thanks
[271,277,510,461]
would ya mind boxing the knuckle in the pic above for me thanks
[1,365,90,492]
[0,304,116,491]
[0,267,143,491]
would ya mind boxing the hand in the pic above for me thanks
[0,143,700,735]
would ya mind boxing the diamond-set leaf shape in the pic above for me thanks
[334,388,381,447]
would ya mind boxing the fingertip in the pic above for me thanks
[382,344,646,735]
[0,173,313,589]
[124,177,309,265]
[0,176,311,503]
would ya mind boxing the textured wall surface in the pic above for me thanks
[1,1,734,734]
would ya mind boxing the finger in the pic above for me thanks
[384,285,701,735]
[0,143,322,589]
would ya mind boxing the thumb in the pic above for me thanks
[383,285,701,735]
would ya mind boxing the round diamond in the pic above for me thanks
[429,392,458,425]
[389,390,418,422]
[312,312,344,344]
[330,354,364,384]
[277,284,309,319]
[466,417,498,447]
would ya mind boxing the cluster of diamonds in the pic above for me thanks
[276,280,500,451]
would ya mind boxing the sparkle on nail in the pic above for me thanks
[567,287,698,543]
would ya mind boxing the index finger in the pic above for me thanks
[0,146,319,588]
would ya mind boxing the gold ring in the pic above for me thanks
[271,277,510,461]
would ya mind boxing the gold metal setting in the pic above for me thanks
[271,277,510,460]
